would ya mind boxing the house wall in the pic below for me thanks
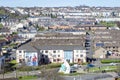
[73,50,86,63]
[16,50,25,63]
[16,50,39,66]
[18,33,36,39]
[94,48,106,58]
[25,52,38,66]
[16,49,86,65]
[41,50,64,63]
[41,49,86,63]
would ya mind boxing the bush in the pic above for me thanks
[43,63,61,69]
[19,75,37,80]
[18,63,61,71]
[18,66,33,71]
[101,59,120,63]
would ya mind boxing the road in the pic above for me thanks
[62,72,117,80]
[0,70,118,80]
[0,70,41,79]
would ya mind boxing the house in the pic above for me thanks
[0,28,11,35]
[16,43,86,66]
[35,45,86,63]
[93,47,107,59]
[17,26,37,39]
[18,32,36,39]
[74,25,107,30]
[16,43,39,66]
[16,32,86,66]
[0,39,7,48]
[93,30,120,58]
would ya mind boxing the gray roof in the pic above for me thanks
[17,43,37,52]
[35,45,85,50]
[18,42,85,51]
[33,39,84,46]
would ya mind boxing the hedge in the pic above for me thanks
[101,59,120,63]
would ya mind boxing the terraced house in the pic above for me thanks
[93,30,120,58]
[16,32,86,66]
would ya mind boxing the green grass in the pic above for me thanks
[101,59,120,63]
[100,21,116,27]
[9,43,17,48]
[117,78,120,80]
[19,75,38,80]
[0,35,4,39]
[59,72,82,76]
[9,60,17,64]
[89,65,117,72]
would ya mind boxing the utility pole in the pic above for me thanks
[2,59,5,79]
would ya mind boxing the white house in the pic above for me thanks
[16,43,86,66]
[16,32,86,66]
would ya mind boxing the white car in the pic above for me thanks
[109,63,117,66]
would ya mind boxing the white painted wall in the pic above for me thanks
[41,49,86,63]
[16,49,86,64]
[16,50,25,63]
[73,50,86,63]
[41,50,64,63]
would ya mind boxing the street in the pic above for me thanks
[0,70,118,80]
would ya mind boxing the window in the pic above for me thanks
[53,59,56,62]
[45,50,48,53]
[58,55,60,57]
[40,50,43,53]
[76,50,79,53]
[53,50,56,53]
[80,54,83,57]
[80,50,83,53]
[19,51,21,53]
[53,55,56,57]
[58,50,60,53]
[76,55,79,57]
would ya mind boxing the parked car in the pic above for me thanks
[109,63,117,66]
[87,64,95,67]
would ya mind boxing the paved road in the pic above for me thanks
[63,72,117,80]
[0,70,41,79]
[0,70,118,80]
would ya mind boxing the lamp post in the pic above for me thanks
[2,58,5,79]
[2,63,4,79]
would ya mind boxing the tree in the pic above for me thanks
[100,21,116,27]
[0,23,3,29]
[38,27,45,31]
[50,13,57,18]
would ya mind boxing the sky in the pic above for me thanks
[0,0,120,7]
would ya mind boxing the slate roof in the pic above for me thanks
[35,45,85,50]
[17,43,37,52]
[0,28,10,33]
[33,39,84,46]
[18,40,85,51]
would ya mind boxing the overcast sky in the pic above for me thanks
[0,0,120,7]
